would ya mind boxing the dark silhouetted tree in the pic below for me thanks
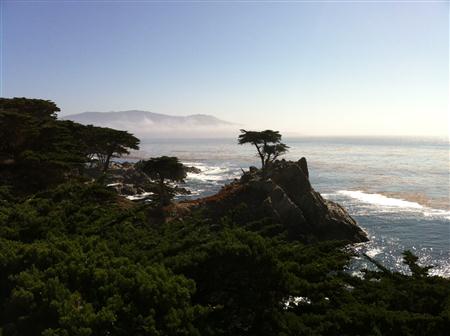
[0,98,140,191]
[83,126,140,172]
[238,129,288,169]
[137,156,187,207]
[0,98,85,193]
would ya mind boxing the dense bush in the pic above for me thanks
[0,183,449,335]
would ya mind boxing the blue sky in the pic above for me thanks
[1,0,448,136]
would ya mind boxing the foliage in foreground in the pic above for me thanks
[0,183,449,336]
[0,98,139,194]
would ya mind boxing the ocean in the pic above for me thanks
[136,136,450,277]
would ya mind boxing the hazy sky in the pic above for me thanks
[1,0,448,136]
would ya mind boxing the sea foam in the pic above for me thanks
[337,190,450,220]
[338,190,423,209]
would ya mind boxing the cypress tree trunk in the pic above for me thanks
[103,153,112,172]
[254,144,265,169]
[159,178,167,207]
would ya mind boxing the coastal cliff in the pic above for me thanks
[179,158,368,243]
[103,157,368,243]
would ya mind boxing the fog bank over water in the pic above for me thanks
[63,109,449,139]
[63,110,239,138]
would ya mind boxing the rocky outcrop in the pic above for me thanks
[102,159,367,243]
[185,166,202,174]
[186,158,368,243]
[86,162,194,198]
[107,162,153,195]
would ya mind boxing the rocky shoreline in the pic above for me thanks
[85,162,201,198]
[180,158,368,243]
[106,158,368,244]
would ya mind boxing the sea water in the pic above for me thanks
[137,136,450,277]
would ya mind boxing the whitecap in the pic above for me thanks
[185,164,241,183]
[365,247,383,258]
[187,172,227,182]
[338,190,423,209]
[126,192,154,201]
[423,209,450,220]
[321,193,336,198]
[106,183,121,187]
[338,190,450,221]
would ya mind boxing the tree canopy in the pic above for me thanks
[0,182,449,336]
[0,98,85,193]
[79,125,140,172]
[0,98,140,193]
[238,129,289,169]
[137,156,187,206]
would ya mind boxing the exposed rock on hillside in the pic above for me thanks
[186,158,368,243]
[85,162,194,198]
[103,158,367,243]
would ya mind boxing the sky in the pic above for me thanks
[1,0,448,137]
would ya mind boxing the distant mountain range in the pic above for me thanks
[63,110,239,138]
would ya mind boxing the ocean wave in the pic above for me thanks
[182,161,208,167]
[365,246,383,258]
[126,192,154,201]
[337,190,450,220]
[338,190,423,209]
[184,162,241,183]
[422,209,450,220]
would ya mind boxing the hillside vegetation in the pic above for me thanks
[0,98,449,335]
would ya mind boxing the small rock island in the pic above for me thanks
[180,158,368,244]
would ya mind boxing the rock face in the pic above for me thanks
[191,158,368,243]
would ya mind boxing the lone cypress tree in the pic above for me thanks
[238,129,289,169]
